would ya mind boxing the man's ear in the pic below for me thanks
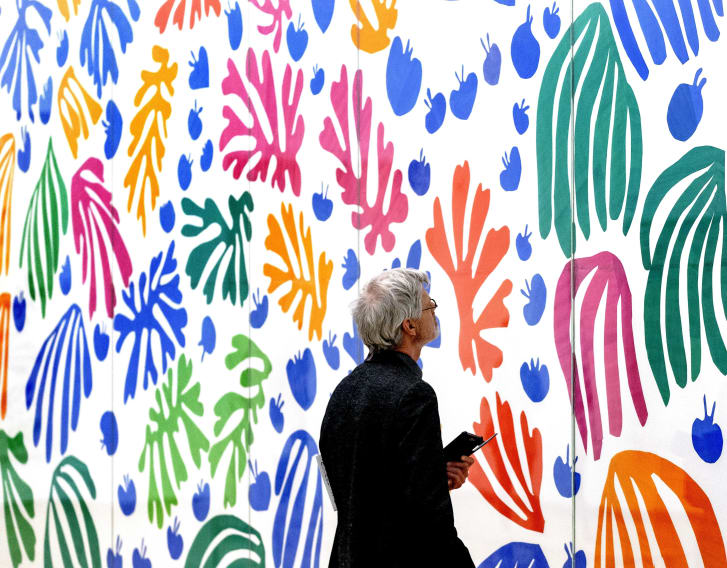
[401,318,416,337]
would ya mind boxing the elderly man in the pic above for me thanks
[320,268,476,567]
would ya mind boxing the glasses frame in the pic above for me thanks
[422,298,437,311]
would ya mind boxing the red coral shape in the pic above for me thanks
[155,0,222,33]
[72,157,133,318]
[425,161,511,381]
[250,0,292,52]
[469,392,544,532]
[319,65,408,254]
[219,49,304,197]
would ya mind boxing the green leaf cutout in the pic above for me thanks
[139,354,210,528]
[640,146,726,405]
[537,2,642,257]
[185,514,265,568]
[181,192,254,306]
[0,431,35,568]
[19,138,69,316]
[43,456,100,568]
[209,334,272,508]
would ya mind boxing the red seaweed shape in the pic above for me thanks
[425,161,511,381]
[469,392,544,532]
[220,49,304,197]
[319,65,408,254]
[71,157,133,319]
[250,0,292,53]
[155,0,222,33]
[554,251,648,461]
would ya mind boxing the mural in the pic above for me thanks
[0,0,725,566]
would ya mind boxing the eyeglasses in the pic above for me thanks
[422,298,437,311]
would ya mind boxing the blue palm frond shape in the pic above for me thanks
[25,304,93,463]
[114,241,188,403]
[0,0,53,121]
[80,0,140,98]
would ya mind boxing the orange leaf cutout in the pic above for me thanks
[595,450,727,568]
[469,392,544,532]
[264,203,333,341]
[154,0,222,33]
[349,0,397,53]
[425,161,512,381]
[0,292,9,418]
[0,134,15,275]
[124,46,177,235]
[57,66,103,159]
[57,0,82,21]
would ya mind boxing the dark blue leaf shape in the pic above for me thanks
[273,430,323,568]
[0,0,53,121]
[343,319,364,365]
[478,542,550,568]
[114,241,188,403]
[38,76,52,124]
[80,0,138,98]
[25,304,93,462]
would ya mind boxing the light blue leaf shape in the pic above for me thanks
[478,542,550,568]
[25,304,93,463]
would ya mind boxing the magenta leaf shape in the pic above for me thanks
[319,65,408,254]
[249,0,292,53]
[219,48,304,196]
[554,251,648,460]
[71,157,133,319]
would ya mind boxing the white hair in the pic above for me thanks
[351,268,430,353]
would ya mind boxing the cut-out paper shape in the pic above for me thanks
[139,355,209,528]
[286,348,317,410]
[469,393,544,532]
[57,66,103,159]
[511,5,540,78]
[167,517,183,560]
[250,0,292,52]
[313,0,335,32]
[159,200,175,233]
[38,77,52,124]
[424,88,446,134]
[516,225,532,260]
[478,542,549,568]
[17,128,30,173]
[595,451,727,566]
[0,134,15,275]
[107,536,123,568]
[563,543,585,568]
[58,255,71,295]
[269,393,285,433]
[0,294,9,418]
[155,0,222,33]
[264,203,333,340]
[521,273,546,325]
[386,36,422,116]
[312,183,333,221]
[118,474,136,516]
[666,68,706,141]
[408,149,431,196]
[692,395,723,463]
[199,315,215,361]
[499,146,521,191]
[249,460,272,511]
[481,34,502,85]
[186,515,265,567]
[553,444,580,497]
[250,288,269,328]
[58,0,82,21]
[320,66,408,253]
[343,318,364,365]
[220,49,304,196]
[310,64,325,95]
[12,292,26,333]
[449,65,477,120]
[640,146,725,405]
[286,15,308,61]
[341,249,359,290]
[349,0,397,53]
[513,99,529,134]
[124,46,178,235]
[520,358,549,402]
[178,153,193,189]
[537,3,642,256]
[132,540,151,568]
[226,2,243,50]
[187,100,203,139]
[322,331,340,370]
[426,162,511,381]
[0,430,35,568]
[543,2,561,38]
[554,252,647,460]
[93,323,109,361]
[200,139,213,171]
[100,410,119,455]
[192,480,210,521]
[103,99,124,159]
[56,30,69,67]
[188,47,209,89]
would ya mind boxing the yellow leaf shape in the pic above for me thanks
[264,203,333,340]
[0,134,15,275]
[349,0,397,53]
[57,0,82,20]
[0,292,9,418]
[57,66,102,159]
[124,46,177,236]
[595,450,727,567]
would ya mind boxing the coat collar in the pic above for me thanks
[368,349,423,379]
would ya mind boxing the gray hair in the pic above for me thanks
[351,268,430,353]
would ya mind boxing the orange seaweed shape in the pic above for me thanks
[124,46,177,236]
[349,0,397,53]
[264,203,333,341]
[57,0,82,21]
[0,134,15,276]
[425,161,512,381]
[595,450,727,567]
[469,392,544,532]
[0,293,9,419]
[57,66,103,159]
[155,0,222,33]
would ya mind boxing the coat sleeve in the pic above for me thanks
[394,380,476,568]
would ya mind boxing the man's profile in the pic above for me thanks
[319,268,476,567]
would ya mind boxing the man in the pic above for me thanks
[320,268,476,567]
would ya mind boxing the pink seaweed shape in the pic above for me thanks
[71,157,133,318]
[220,48,304,196]
[249,0,292,53]
[319,66,408,254]
[554,251,648,461]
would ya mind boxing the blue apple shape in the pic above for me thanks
[94,323,110,361]
[692,395,723,463]
[57,30,69,67]
[118,474,136,516]
[667,68,706,141]
[386,36,422,116]
[39,77,53,124]
[167,517,184,560]
[449,66,478,120]
[554,445,581,497]
[287,349,317,410]
[481,34,502,86]
[192,480,210,521]
[225,2,243,50]
[500,146,522,191]
[287,15,308,62]
[269,393,285,433]
[516,225,533,260]
[322,331,340,370]
[408,149,430,196]
[100,410,119,455]
[563,542,586,568]
[178,154,193,190]
[521,274,546,325]
[188,47,209,89]
[188,101,203,140]
[199,316,216,361]
[250,289,269,328]
[12,292,26,332]
[160,200,175,233]
[200,139,213,171]
[543,2,561,38]
[341,249,360,290]
[103,100,123,160]
[132,540,151,568]
[511,5,541,79]
[312,183,333,221]
[513,99,530,134]
[106,536,123,568]
[18,127,31,173]
[312,0,334,32]
[59,255,71,295]
[423,88,446,134]
[310,65,325,95]
[520,358,549,402]
[248,459,271,511]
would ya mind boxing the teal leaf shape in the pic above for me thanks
[0,431,35,568]
[184,514,265,567]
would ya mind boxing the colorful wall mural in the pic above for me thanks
[0,0,725,566]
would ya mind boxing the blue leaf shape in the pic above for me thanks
[38,76,52,124]
[478,542,550,568]
[114,241,188,403]
[0,0,53,121]
[273,430,323,568]
[80,0,138,98]
[25,304,93,462]
[343,319,364,365]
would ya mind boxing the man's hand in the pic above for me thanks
[446,455,475,490]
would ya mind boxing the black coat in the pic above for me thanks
[319,349,475,568]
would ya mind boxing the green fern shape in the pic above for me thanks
[0,431,35,568]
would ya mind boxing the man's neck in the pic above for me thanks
[394,343,421,363]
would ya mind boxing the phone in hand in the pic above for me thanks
[443,432,498,463]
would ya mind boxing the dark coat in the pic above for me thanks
[319,349,475,568]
